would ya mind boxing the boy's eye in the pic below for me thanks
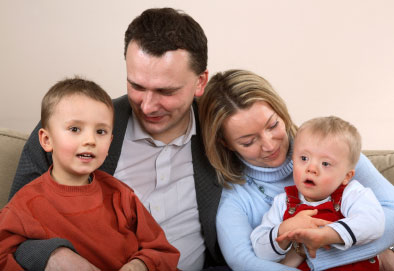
[97,129,107,135]
[322,161,331,167]
[69,127,80,132]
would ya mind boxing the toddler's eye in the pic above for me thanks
[322,161,331,167]
[97,129,107,135]
[69,127,80,132]
[301,156,308,161]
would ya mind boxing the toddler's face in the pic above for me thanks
[292,130,354,202]
[41,94,113,185]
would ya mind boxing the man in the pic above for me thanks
[10,8,224,271]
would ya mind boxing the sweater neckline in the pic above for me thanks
[242,139,294,183]
[43,170,100,196]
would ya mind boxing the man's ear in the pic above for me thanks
[38,128,53,153]
[342,169,355,185]
[194,70,209,97]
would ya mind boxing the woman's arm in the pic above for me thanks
[306,154,394,270]
[216,189,299,271]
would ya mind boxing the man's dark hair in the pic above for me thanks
[124,7,207,75]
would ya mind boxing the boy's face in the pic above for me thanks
[292,130,354,202]
[39,94,113,185]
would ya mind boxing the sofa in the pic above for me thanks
[1,127,394,208]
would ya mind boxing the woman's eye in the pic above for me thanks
[69,127,80,132]
[241,141,253,147]
[270,121,279,130]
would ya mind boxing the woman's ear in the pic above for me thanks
[342,169,355,185]
[38,128,53,153]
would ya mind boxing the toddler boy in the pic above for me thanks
[251,116,384,270]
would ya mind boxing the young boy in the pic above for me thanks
[0,78,179,270]
[250,116,384,271]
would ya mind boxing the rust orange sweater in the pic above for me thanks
[0,170,179,270]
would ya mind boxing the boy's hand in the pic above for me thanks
[119,259,148,271]
[45,247,100,271]
[277,226,342,258]
[277,209,330,249]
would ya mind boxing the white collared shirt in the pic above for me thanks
[114,108,205,270]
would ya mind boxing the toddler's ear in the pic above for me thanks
[38,128,53,153]
[342,169,355,185]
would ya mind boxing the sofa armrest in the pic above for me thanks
[0,128,29,208]
[363,150,394,185]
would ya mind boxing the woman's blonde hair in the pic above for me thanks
[198,69,297,187]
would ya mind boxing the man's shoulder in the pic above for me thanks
[112,94,129,108]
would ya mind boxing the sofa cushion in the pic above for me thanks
[363,150,394,185]
[0,128,28,208]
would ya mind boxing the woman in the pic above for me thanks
[198,69,394,270]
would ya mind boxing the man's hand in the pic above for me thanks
[277,226,342,258]
[119,259,148,271]
[45,247,100,271]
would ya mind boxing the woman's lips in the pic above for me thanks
[264,147,280,161]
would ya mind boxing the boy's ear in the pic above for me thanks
[342,169,355,185]
[38,128,53,153]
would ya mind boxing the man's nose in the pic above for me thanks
[141,90,159,115]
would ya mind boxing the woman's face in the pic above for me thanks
[222,101,290,168]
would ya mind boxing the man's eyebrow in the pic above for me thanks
[127,78,181,92]
[127,78,145,89]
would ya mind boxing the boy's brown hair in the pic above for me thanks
[41,77,114,129]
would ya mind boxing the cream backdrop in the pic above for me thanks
[1,0,393,149]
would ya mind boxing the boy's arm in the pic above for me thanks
[129,194,180,270]
[9,122,80,270]
[328,180,385,250]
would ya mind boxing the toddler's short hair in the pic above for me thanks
[296,116,361,168]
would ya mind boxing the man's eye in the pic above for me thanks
[69,127,80,132]
[97,129,107,135]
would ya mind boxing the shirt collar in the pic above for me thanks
[126,107,196,147]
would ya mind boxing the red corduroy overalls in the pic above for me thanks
[283,185,379,271]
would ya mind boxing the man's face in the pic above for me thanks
[125,41,208,144]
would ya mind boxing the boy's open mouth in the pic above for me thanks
[77,153,95,159]
[304,179,315,186]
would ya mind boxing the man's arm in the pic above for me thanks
[9,122,50,200]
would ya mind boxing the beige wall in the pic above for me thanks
[1,0,393,149]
